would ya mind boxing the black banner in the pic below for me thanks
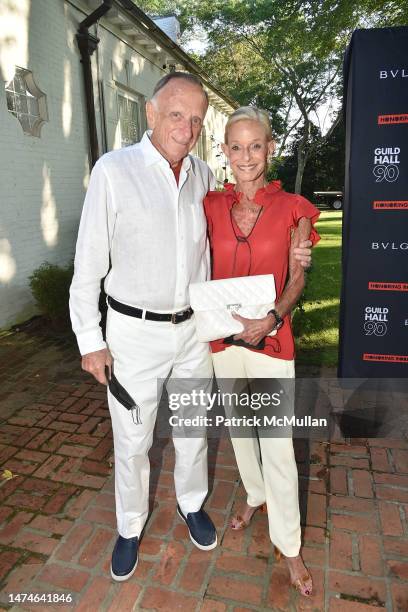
[338,26,408,377]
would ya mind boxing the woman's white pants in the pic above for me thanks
[106,307,213,539]
[212,346,301,557]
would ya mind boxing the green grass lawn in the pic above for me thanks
[293,211,342,367]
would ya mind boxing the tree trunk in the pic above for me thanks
[295,149,307,194]
[295,120,310,194]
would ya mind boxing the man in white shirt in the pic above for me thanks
[70,72,312,581]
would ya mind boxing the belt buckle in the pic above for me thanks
[172,309,187,324]
[171,312,179,324]
[171,308,191,324]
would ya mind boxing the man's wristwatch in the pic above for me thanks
[267,308,284,331]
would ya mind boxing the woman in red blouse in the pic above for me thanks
[204,107,320,597]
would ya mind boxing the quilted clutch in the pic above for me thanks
[189,274,277,342]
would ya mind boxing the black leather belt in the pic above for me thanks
[107,296,193,324]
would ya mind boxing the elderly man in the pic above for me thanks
[70,72,312,581]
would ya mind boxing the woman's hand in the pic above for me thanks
[232,312,276,346]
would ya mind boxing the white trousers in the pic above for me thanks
[212,346,301,557]
[106,306,213,538]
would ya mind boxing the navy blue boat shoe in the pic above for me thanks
[111,535,139,581]
[177,505,217,550]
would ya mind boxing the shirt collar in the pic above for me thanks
[224,180,282,207]
[140,130,195,175]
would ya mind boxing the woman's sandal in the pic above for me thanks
[230,503,267,530]
[274,547,313,597]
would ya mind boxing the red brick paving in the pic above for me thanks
[0,329,407,610]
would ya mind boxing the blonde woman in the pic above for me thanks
[204,107,320,597]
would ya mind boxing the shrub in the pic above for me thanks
[29,261,73,326]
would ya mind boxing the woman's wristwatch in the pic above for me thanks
[267,308,284,331]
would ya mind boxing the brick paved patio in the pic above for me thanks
[0,324,407,611]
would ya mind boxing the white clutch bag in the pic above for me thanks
[189,274,277,342]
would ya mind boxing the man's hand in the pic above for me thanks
[293,239,313,268]
[82,348,113,385]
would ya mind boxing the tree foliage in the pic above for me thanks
[137,0,408,193]
[131,0,179,16]
[179,0,398,193]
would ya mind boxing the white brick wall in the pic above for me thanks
[0,0,232,329]
[0,0,89,328]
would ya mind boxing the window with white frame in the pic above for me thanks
[118,91,145,147]
[5,67,48,137]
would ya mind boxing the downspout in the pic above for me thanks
[76,0,113,167]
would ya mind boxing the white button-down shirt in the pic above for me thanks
[70,131,216,355]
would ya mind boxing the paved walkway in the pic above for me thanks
[0,324,407,611]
